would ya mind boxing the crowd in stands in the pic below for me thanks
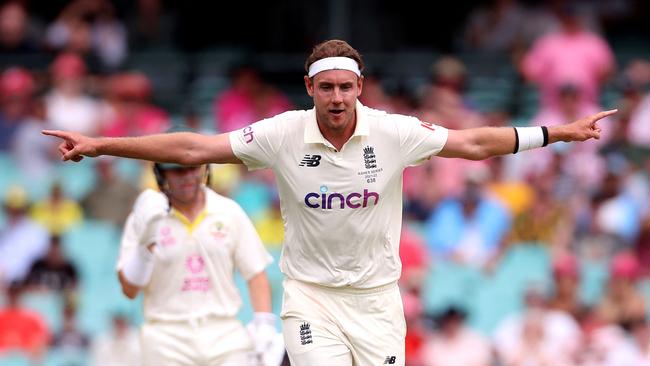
[0,0,649,365]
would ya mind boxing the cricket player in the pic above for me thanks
[116,160,281,366]
[44,40,616,366]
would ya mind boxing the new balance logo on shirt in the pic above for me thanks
[299,155,321,167]
[384,356,397,364]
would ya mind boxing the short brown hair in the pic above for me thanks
[304,40,364,75]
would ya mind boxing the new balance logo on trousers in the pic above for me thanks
[384,356,396,364]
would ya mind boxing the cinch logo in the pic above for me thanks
[304,186,379,209]
[420,121,436,132]
[243,126,254,143]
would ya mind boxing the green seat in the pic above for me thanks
[469,244,551,335]
[0,352,31,366]
[45,348,88,366]
[579,259,608,306]
[54,159,97,201]
[19,291,65,334]
[421,260,483,315]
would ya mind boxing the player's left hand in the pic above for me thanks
[246,312,283,366]
[558,109,617,142]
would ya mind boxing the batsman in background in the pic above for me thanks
[45,40,616,366]
[116,156,283,366]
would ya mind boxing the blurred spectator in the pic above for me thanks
[11,96,59,180]
[411,57,488,209]
[0,281,50,359]
[0,67,35,151]
[398,225,429,293]
[420,306,492,366]
[254,198,284,248]
[207,163,242,197]
[359,74,393,112]
[596,252,646,328]
[24,235,78,293]
[624,64,650,146]
[418,56,484,130]
[593,171,642,246]
[548,253,582,319]
[45,0,127,71]
[630,318,650,364]
[50,301,90,355]
[402,290,426,366]
[81,156,139,226]
[88,314,140,366]
[100,72,168,137]
[528,84,612,191]
[634,216,650,278]
[45,52,101,136]
[30,182,83,235]
[0,2,41,53]
[493,281,582,365]
[486,156,536,217]
[128,0,174,48]
[425,176,511,269]
[521,3,614,112]
[90,1,127,70]
[403,161,441,222]
[214,65,293,133]
[0,185,49,286]
[502,310,572,366]
[462,0,526,53]
[577,311,645,366]
[505,171,574,248]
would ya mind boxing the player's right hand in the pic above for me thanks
[132,190,170,248]
[139,211,166,248]
[41,130,98,162]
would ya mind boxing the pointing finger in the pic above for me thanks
[42,130,70,139]
[592,109,618,122]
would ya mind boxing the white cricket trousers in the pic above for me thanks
[140,315,253,366]
[281,279,406,366]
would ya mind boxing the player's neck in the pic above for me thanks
[318,117,357,151]
[170,189,206,222]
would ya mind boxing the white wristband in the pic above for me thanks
[514,126,548,153]
[253,312,278,328]
[122,245,154,287]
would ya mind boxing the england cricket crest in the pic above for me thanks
[363,145,377,169]
[299,322,313,345]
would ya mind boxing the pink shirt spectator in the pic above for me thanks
[214,87,293,133]
[420,328,492,366]
[522,30,614,110]
[529,103,610,190]
[101,105,168,137]
[627,94,650,146]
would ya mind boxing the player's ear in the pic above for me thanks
[304,75,314,97]
[357,75,364,97]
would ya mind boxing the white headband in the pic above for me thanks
[307,57,361,78]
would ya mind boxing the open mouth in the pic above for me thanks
[329,109,344,117]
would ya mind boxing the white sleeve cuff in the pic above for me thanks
[122,245,155,287]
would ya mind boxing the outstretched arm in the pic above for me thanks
[438,110,617,160]
[41,130,241,165]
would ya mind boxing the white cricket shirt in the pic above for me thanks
[230,101,448,288]
[117,188,272,321]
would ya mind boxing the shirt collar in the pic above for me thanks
[304,100,369,144]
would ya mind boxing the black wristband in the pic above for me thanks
[541,126,549,147]
[513,127,519,154]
